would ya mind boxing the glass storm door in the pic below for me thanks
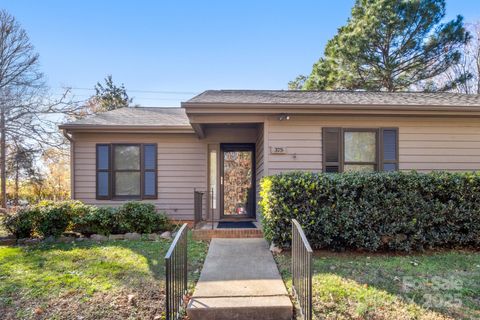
[220,144,255,219]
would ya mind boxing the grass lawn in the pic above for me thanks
[276,250,480,320]
[0,234,208,320]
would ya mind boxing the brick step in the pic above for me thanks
[192,228,263,240]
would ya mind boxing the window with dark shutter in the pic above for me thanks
[96,143,157,199]
[322,127,398,173]
[322,127,341,172]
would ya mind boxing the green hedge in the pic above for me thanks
[260,171,480,252]
[3,201,171,238]
[73,202,170,235]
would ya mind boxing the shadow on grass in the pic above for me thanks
[275,250,480,320]
[0,233,208,305]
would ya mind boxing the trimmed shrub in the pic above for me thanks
[72,202,171,235]
[29,200,93,237]
[260,171,480,252]
[118,202,170,234]
[2,199,171,238]
[73,206,120,236]
[35,201,74,237]
[3,209,36,238]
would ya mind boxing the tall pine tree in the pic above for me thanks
[299,0,470,92]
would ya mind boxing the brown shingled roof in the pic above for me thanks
[60,107,190,128]
[185,90,480,107]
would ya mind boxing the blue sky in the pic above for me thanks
[2,1,480,107]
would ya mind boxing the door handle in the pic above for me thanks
[221,176,223,185]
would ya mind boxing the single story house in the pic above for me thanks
[59,90,480,224]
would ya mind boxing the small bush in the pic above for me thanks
[3,209,36,238]
[260,171,480,252]
[73,206,120,235]
[33,200,96,238]
[35,201,74,237]
[118,202,170,234]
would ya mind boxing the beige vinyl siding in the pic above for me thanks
[73,132,206,221]
[266,115,322,175]
[266,115,480,174]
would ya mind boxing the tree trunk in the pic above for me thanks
[14,162,19,206]
[0,109,6,209]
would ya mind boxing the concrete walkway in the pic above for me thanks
[187,238,293,320]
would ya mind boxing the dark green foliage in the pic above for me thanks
[299,0,470,91]
[35,201,74,237]
[3,209,36,238]
[72,206,119,236]
[118,202,170,234]
[260,171,480,252]
[2,200,171,238]
[93,75,131,112]
[73,202,171,235]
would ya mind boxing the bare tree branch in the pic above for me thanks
[0,10,80,208]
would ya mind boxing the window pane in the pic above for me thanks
[344,164,375,172]
[115,172,140,196]
[114,146,140,170]
[144,145,156,170]
[97,172,109,196]
[144,172,156,196]
[383,129,397,161]
[97,145,110,170]
[344,131,376,162]
[209,147,217,209]
[383,163,396,172]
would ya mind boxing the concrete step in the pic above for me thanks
[187,296,292,320]
[186,238,293,320]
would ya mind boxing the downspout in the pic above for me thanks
[62,129,75,200]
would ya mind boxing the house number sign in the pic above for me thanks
[270,146,287,154]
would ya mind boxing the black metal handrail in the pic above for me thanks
[193,190,204,228]
[165,223,188,320]
[292,219,313,320]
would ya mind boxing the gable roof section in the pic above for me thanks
[60,91,480,133]
[185,90,480,107]
[59,107,193,132]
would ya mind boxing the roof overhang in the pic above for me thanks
[182,102,480,117]
[59,124,195,134]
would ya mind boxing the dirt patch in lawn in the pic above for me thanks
[3,282,165,320]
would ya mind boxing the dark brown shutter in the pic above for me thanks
[96,144,112,199]
[142,144,158,199]
[322,127,341,172]
[380,128,398,171]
